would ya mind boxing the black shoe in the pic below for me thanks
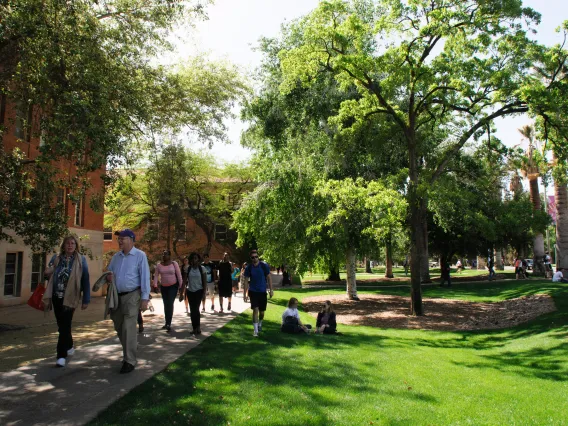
[227,303,232,311]
[161,325,168,330]
[195,328,201,335]
[120,362,135,374]
[166,325,171,332]
[139,326,144,333]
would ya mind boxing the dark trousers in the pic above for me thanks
[160,285,178,326]
[187,289,204,330]
[53,297,75,359]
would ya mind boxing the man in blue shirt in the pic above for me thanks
[244,249,273,337]
[106,229,151,373]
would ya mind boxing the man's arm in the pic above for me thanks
[267,273,273,297]
[140,255,151,301]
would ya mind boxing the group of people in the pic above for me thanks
[41,229,279,373]
[281,298,337,335]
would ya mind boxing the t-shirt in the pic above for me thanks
[153,262,182,287]
[552,271,564,282]
[187,266,205,292]
[281,307,300,324]
[202,262,216,283]
[218,261,232,282]
[245,261,270,292]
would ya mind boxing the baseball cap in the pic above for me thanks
[117,229,136,241]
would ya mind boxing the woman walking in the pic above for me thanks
[43,235,90,368]
[153,250,183,332]
[182,252,207,335]
[181,256,190,315]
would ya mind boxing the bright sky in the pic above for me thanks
[171,0,568,163]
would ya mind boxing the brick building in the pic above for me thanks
[0,95,105,306]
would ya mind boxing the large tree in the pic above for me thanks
[277,0,542,314]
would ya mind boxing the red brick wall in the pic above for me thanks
[1,98,104,232]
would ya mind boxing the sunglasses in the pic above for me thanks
[251,255,259,259]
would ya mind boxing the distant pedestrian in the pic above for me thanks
[201,254,217,312]
[182,252,207,335]
[153,250,183,332]
[106,229,151,374]
[403,256,409,276]
[456,259,463,274]
[181,256,190,315]
[514,258,525,279]
[282,266,292,286]
[231,263,240,296]
[487,256,496,281]
[244,250,273,337]
[43,235,90,368]
[218,253,234,312]
[240,262,249,302]
[544,252,553,278]
[440,261,452,287]
[277,265,281,275]
[316,300,337,334]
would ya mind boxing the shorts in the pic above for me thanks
[249,290,268,311]
[206,282,215,296]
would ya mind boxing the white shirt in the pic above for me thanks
[552,271,564,282]
[281,307,300,324]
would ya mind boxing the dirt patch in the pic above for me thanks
[302,294,556,331]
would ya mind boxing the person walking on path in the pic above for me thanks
[231,263,240,296]
[181,256,190,315]
[440,261,452,287]
[181,252,207,335]
[456,259,463,274]
[244,250,273,337]
[316,300,337,334]
[282,266,292,287]
[240,262,249,302]
[43,235,90,368]
[153,250,183,332]
[106,229,151,374]
[201,254,217,312]
[217,252,234,312]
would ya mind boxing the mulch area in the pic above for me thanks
[303,273,507,286]
[302,294,556,331]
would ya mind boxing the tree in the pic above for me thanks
[517,125,546,274]
[277,0,540,314]
[0,0,247,251]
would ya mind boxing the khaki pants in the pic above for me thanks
[110,289,141,365]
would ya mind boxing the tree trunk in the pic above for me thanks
[554,170,568,269]
[365,257,372,273]
[384,236,394,278]
[529,176,545,275]
[166,210,172,252]
[327,258,341,281]
[419,199,431,283]
[345,246,358,300]
[408,145,424,315]
[495,248,505,271]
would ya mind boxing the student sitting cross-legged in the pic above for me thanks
[316,300,337,334]
[281,297,312,334]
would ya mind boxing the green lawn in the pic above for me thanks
[301,266,499,284]
[91,280,568,425]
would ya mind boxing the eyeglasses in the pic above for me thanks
[251,255,259,259]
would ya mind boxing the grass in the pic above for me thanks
[301,266,502,285]
[90,280,568,426]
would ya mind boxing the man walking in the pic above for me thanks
[106,229,151,374]
[244,250,273,337]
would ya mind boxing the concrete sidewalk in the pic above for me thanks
[0,294,250,426]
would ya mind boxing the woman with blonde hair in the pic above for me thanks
[43,235,90,367]
[316,300,337,334]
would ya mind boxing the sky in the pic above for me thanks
[169,0,568,163]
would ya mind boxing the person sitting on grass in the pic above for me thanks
[316,300,337,334]
[552,268,568,283]
[281,297,312,334]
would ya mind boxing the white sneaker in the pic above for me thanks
[56,358,66,368]
[67,347,75,356]
[253,330,258,337]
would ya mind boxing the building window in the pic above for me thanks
[31,253,46,291]
[214,224,227,241]
[229,193,241,210]
[14,101,32,142]
[176,221,186,241]
[4,252,23,296]
[103,227,113,241]
[56,188,66,212]
[74,198,83,227]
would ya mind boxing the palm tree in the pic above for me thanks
[518,125,545,275]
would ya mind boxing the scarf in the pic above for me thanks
[43,253,83,311]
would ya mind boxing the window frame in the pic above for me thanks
[176,221,187,241]
[103,227,113,241]
[31,252,46,291]
[74,197,84,227]
[4,252,23,297]
[214,224,228,242]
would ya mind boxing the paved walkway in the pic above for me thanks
[0,291,251,426]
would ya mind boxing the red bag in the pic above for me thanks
[27,284,46,311]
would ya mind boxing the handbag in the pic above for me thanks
[28,284,46,311]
